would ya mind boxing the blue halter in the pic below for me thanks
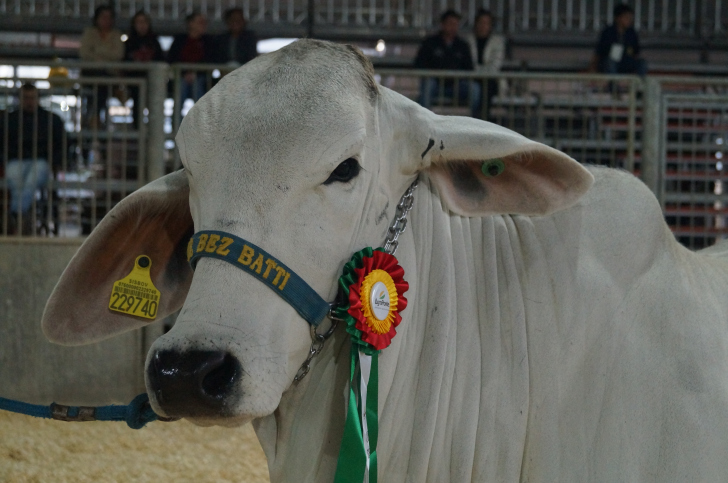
[187,230,332,327]
[0,181,418,430]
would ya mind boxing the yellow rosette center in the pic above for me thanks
[360,269,399,335]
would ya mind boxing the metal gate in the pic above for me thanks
[660,94,728,249]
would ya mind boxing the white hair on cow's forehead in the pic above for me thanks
[252,39,379,104]
[177,39,379,185]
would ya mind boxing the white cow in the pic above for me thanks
[42,40,728,482]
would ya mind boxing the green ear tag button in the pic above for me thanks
[481,159,505,177]
[108,255,161,319]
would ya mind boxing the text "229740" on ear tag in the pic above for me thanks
[108,255,161,319]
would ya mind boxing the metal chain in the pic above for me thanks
[293,325,327,382]
[294,306,341,382]
[294,179,419,384]
[383,179,419,256]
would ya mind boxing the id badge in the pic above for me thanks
[609,44,624,62]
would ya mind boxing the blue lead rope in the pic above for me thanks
[0,393,160,429]
[3,232,332,428]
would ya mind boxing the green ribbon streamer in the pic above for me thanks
[334,347,379,483]
[366,352,379,483]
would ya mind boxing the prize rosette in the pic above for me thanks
[334,247,409,355]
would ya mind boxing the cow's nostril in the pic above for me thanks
[201,353,240,400]
[147,349,242,418]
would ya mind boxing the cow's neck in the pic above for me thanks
[254,177,535,482]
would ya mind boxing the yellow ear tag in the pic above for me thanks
[108,255,161,319]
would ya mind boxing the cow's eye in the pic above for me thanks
[324,158,360,185]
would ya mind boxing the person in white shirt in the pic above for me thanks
[466,9,506,119]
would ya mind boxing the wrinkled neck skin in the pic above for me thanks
[252,91,537,482]
[255,165,728,482]
[253,178,532,482]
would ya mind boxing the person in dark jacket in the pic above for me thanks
[414,9,480,116]
[124,10,164,127]
[594,3,647,76]
[168,12,216,103]
[125,10,164,63]
[214,8,257,66]
[1,84,65,234]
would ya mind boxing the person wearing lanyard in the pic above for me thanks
[594,3,647,76]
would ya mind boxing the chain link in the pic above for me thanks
[383,180,419,256]
[294,179,419,383]
[293,325,327,382]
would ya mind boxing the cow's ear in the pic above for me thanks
[42,170,194,345]
[419,113,594,217]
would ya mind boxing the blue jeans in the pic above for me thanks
[6,159,49,214]
[601,57,647,77]
[418,78,482,118]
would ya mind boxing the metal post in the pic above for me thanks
[307,0,314,37]
[626,77,637,173]
[146,62,168,183]
[642,77,662,202]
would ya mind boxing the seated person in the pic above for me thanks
[467,9,506,119]
[414,9,480,116]
[214,8,258,67]
[0,84,65,235]
[168,12,216,103]
[594,3,647,76]
[79,5,125,125]
[124,10,165,128]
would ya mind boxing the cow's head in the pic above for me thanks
[41,40,592,425]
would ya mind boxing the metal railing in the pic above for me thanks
[1,0,727,36]
[0,61,167,237]
[2,59,727,249]
[643,76,728,249]
[378,69,640,172]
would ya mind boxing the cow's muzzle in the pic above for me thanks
[146,350,241,418]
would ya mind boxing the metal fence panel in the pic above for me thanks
[660,93,728,249]
[1,64,149,237]
[376,69,640,172]
[3,59,727,251]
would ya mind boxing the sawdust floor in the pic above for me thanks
[0,411,270,483]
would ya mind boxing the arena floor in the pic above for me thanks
[0,411,270,482]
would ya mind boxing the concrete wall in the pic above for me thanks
[0,238,164,406]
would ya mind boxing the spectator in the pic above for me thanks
[594,3,647,76]
[79,5,125,125]
[214,8,258,67]
[124,10,164,127]
[467,9,506,119]
[0,84,65,235]
[125,10,164,63]
[414,9,480,116]
[168,12,215,103]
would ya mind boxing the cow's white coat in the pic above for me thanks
[42,40,728,482]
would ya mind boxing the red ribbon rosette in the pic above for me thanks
[334,247,409,355]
